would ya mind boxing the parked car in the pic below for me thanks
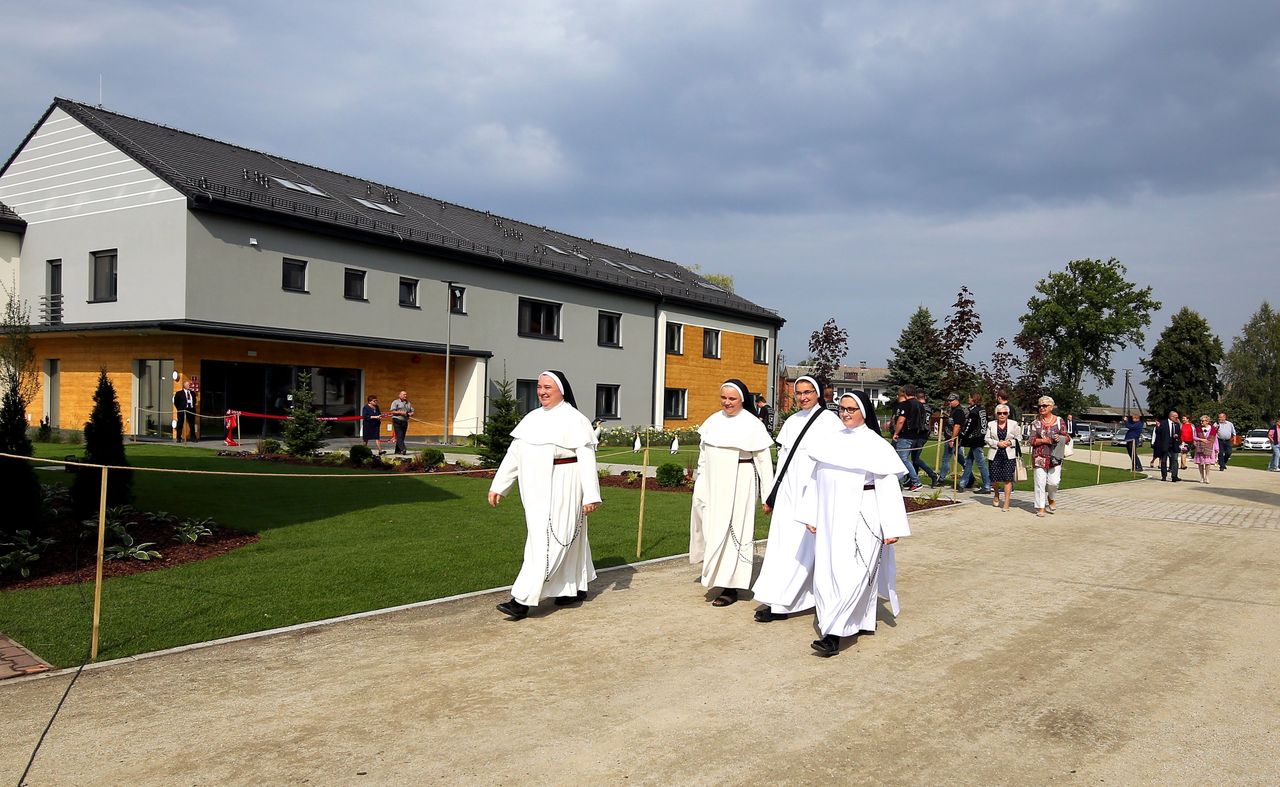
[1071,422,1094,444]
[1092,424,1115,442]
[1241,429,1273,451]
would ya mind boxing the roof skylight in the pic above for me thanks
[271,177,329,197]
[544,244,568,255]
[353,196,403,215]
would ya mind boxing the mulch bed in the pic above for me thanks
[2,524,259,592]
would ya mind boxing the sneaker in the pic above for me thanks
[908,482,923,492]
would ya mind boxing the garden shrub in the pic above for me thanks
[71,370,133,516]
[656,462,686,487]
[348,444,373,465]
[420,447,445,469]
[258,438,282,455]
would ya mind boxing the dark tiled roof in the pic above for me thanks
[27,98,781,326]
[0,199,24,231]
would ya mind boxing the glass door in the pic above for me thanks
[136,359,175,437]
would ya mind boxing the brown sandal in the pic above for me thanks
[711,590,739,607]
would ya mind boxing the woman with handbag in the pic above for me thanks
[1028,395,1071,518]
[985,404,1024,511]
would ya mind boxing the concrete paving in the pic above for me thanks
[4,455,1278,785]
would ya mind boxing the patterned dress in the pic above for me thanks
[989,425,1018,482]
[1029,417,1068,469]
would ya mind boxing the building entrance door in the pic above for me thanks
[135,359,176,437]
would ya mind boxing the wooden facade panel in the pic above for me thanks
[29,333,451,437]
[663,329,769,424]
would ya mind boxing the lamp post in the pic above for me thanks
[443,280,456,445]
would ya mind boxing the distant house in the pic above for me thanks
[776,364,891,411]
[0,98,783,438]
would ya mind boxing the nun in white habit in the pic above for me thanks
[798,391,910,656]
[750,376,842,622]
[689,379,775,607]
[488,371,601,619]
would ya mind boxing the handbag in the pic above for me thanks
[1014,438,1028,481]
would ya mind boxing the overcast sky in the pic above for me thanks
[4,0,1278,408]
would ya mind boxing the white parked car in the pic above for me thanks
[1241,429,1273,451]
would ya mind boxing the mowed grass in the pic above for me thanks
[4,440,1145,667]
[1089,441,1275,471]
[2,444,703,667]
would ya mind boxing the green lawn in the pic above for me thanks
[3,444,701,667]
[3,440,1143,667]
[1087,441,1274,471]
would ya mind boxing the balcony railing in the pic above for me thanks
[39,293,63,325]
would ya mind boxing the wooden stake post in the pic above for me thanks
[91,466,108,660]
[635,430,650,559]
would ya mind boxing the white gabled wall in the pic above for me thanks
[0,108,188,323]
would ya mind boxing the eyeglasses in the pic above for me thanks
[1038,404,1052,408]
[795,388,816,396]
[838,406,860,414]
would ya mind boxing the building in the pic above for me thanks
[776,363,891,411]
[0,98,783,438]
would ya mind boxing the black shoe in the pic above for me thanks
[554,591,588,606]
[1171,478,1181,483]
[495,598,529,619]
[711,589,739,607]
[810,634,840,656]
[754,608,788,623]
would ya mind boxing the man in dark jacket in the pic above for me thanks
[173,380,198,442]
[959,391,992,493]
[1152,409,1182,482]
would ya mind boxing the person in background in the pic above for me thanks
[1122,413,1145,471]
[173,379,198,443]
[1268,417,1280,472]
[959,390,993,494]
[822,384,840,415]
[1179,415,1194,471]
[938,392,965,486]
[755,394,774,435]
[1028,395,1070,517]
[995,390,1020,423]
[361,394,384,454]
[1152,410,1183,482]
[1191,414,1218,484]
[389,390,414,455]
[1215,412,1235,471]
[985,404,1023,511]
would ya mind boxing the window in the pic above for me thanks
[598,311,621,347]
[666,322,683,355]
[90,249,117,302]
[518,298,561,339]
[344,269,367,300]
[754,337,768,364]
[702,328,721,359]
[44,260,63,325]
[399,277,418,308]
[282,258,308,293]
[450,286,466,314]
[515,379,539,415]
[353,196,403,215]
[663,388,688,419]
[596,385,620,420]
[271,177,329,197]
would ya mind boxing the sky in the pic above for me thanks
[3,0,1278,408]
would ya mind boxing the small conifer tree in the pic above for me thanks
[282,371,326,457]
[71,370,133,515]
[478,376,520,468]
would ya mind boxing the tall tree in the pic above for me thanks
[1140,307,1223,419]
[806,318,849,388]
[885,306,944,398]
[71,370,134,516]
[1016,258,1160,415]
[939,286,983,397]
[479,376,521,468]
[979,337,1019,403]
[1221,301,1280,425]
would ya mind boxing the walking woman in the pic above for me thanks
[689,379,774,607]
[751,375,842,622]
[799,392,910,657]
[1028,395,1071,518]
[360,394,384,454]
[985,404,1023,511]
[488,371,601,619]
[1192,414,1218,484]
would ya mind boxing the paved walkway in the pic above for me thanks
[4,456,1278,784]
[0,635,50,680]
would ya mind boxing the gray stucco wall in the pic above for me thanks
[186,213,661,424]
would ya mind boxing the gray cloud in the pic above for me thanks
[3,0,1278,408]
